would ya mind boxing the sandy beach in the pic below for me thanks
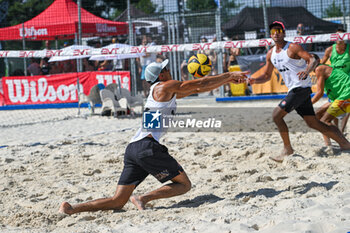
[0,97,349,233]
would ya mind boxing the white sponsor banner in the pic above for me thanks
[0,33,349,58]
[96,24,117,33]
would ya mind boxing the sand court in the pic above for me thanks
[0,98,349,232]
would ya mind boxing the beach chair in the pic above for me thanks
[100,89,128,117]
[105,83,119,94]
[117,88,144,115]
[105,83,144,115]
[78,84,105,114]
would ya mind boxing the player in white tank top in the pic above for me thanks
[248,21,350,163]
[270,42,312,91]
[131,81,177,142]
[59,59,249,215]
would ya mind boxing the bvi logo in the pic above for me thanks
[143,110,162,129]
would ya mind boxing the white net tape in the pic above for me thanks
[0,33,349,58]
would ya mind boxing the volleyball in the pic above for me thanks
[187,54,212,78]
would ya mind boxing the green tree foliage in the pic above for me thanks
[324,0,345,17]
[186,0,217,11]
[80,0,155,19]
[221,0,243,23]
[2,0,54,50]
[5,0,54,27]
[111,0,155,19]
[185,0,241,13]
[185,0,241,27]
[135,0,156,14]
[3,0,156,26]
[79,0,131,19]
[185,0,216,28]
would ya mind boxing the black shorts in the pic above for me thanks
[278,87,315,117]
[118,137,184,186]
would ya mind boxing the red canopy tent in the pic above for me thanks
[0,0,128,41]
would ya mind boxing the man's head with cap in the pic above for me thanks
[269,21,286,43]
[145,59,169,84]
[269,21,285,33]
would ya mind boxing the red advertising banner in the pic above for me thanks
[1,71,130,105]
[0,93,4,106]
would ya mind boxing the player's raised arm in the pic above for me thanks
[321,46,332,64]
[311,68,326,104]
[248,49,274,84]
[163,71,249,99]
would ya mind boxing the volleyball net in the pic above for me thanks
[0,32,348,57]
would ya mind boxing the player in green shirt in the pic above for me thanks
[312,53,350,147]
[317,27,350,135]
[321,28,350,74]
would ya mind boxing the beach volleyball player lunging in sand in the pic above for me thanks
[248,21,350,162]
[59,59,248,214]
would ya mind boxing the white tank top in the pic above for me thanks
[270,42,312,91]
[130,82,177,143]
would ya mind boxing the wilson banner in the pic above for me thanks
[2,71,130,105]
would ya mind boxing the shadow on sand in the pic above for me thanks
[156,194,224,210]
[235,181,339,199]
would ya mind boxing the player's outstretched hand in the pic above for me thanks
[229,71,250,83]
[246,77,255,84]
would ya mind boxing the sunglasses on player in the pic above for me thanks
[270,28,284,34]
